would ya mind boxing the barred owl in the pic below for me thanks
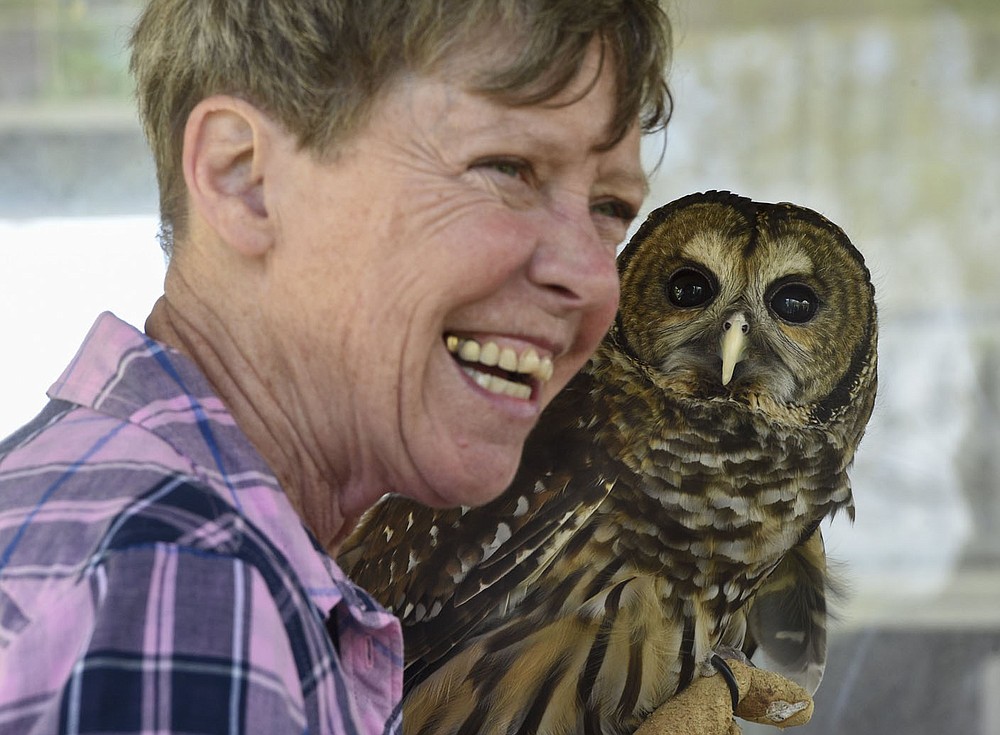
[340,190,878,735]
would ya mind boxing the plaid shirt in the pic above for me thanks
[0,313,403,735]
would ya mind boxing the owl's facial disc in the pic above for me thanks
[444,334,555,401]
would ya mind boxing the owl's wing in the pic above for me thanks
[742,524,831,694]
[339,372,616,690]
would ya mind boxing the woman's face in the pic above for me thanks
[264,43,645,513]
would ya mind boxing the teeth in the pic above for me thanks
[445,334,555,391]
[458,340,480,362]
[538,354,553,381]
[462,367,532,400]
[498,347,518,372]
[518,349,540,375]
[480,341,500,367]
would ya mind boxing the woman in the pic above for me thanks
[0,2,670,733]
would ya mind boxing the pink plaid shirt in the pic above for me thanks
[0,313,402,735]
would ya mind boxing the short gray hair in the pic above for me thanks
[130,0,673,257]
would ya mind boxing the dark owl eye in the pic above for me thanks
[666,268,716,308]
[769,283,819,323]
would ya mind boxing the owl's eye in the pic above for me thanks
[666,268,716,308]
[769,283,819,323]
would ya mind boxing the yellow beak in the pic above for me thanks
[720,312,749,386]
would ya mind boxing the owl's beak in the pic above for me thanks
[720,312,749,386]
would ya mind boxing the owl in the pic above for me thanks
[340,190,878,735]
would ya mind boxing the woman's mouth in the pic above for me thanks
[444,334,554,401]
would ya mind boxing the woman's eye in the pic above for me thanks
[591,199,637,222]
[492,161,525,178]
[475,158,532,181]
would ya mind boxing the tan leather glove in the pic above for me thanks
[635,660,814,735]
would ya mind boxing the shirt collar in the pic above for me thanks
[48,311,350,615]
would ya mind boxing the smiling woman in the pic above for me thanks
[230,57,643,518]
[0,2,674,735]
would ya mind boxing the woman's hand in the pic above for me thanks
[635,660,814,734]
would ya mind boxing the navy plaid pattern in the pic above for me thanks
[0,313,402,735]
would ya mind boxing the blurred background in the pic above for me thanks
[1,0,998,732]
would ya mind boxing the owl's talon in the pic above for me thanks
[711,654,741,712]
[713,645,753,667]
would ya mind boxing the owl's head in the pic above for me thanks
[613,191,877,425]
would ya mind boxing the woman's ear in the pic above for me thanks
[182,95,276,258]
